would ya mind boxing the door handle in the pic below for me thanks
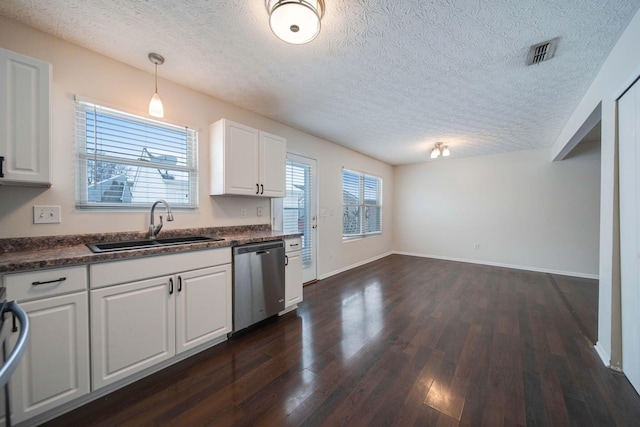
[256,183,259,194]
[260,184,264,194]
[285,255,289,266]
[0,156,4,178]
[169,278,174,295]
[178,276,182,292]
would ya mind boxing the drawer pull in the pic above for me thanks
[31,277,66,286]
[289,243,299,247]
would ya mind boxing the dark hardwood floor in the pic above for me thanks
[549,273,599,344]
[43,255,639,426]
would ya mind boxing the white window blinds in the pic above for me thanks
[75,100,198,208]
[283,159,313,267]
[342,169,382,237]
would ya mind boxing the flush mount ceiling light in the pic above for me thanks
[265,0,325,44]
[148,52,165,118]
[430,142,450,159]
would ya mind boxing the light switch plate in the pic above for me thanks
[33,205,61,224]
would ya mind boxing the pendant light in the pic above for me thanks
[148,53,165,118]
[266,0,325,44]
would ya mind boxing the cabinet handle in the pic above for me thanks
[0,156,4,178]
[169,278,174,295]
[285,255,289,266]
[290,243,299,247]
[256,183,260,194]
[31,277,66,286]
[178,276,182,293]
[260,184,264,195]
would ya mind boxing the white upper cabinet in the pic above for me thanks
[259,130,286,197]
[210,118,286,197]
[0,48,51,186]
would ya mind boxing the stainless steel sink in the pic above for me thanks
[87,235,224,253]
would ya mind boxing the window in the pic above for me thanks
[75,100,198,208]
[342,169,382,238]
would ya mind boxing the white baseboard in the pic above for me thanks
[318,251,393,280]
[392,251,599,280]
[594,341,611,367]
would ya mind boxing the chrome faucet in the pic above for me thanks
[148,199,174,239]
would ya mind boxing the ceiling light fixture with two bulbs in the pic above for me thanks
[431,142,450,159]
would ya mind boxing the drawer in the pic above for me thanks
[90,247,232,289]
[4,265,88,301]
[285,238,302,253]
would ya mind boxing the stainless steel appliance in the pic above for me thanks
[232,241,285,333]
[0,287,30,427]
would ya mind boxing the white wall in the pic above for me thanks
[0,17,393,279]
[394,145,601,277]
[551,7,640,369]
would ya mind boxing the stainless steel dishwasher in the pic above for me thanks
[232,240,285,333]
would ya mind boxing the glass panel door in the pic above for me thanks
[283,154,317,283]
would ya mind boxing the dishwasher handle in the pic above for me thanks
[0,301,30,387]
[233,241,284,255]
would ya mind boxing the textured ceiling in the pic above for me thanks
[1,1,638,165]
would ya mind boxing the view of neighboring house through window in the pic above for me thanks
[342,169,382,238]
[75,100,198,208]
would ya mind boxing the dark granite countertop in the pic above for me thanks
[0,225,302,273]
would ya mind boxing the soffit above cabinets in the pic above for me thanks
[0,1,638,165]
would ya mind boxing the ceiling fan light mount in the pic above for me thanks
[266,0,325,44]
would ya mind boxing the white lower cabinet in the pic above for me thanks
[176,265,232,354]
[284,238,303,309]
[90,250,232,390]
[91,276,176,390]
[1,266,89,424]
[1,247,235,423]
[11,292,90,424]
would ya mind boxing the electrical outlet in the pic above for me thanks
[474,243,480,250]
[257,206,263,217]
[240,208,247,218]
[33,205,61,224]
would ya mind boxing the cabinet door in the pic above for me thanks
[0,48,51,186]
[259,131,286,197]
[91,276,175,390]
[285,251,303,307]
[176,264,232,354]
[223,120,260,196]
[9,292,90,424]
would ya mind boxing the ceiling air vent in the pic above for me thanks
[527,38,559,65]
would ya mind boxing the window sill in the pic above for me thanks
[342,233,381,243]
